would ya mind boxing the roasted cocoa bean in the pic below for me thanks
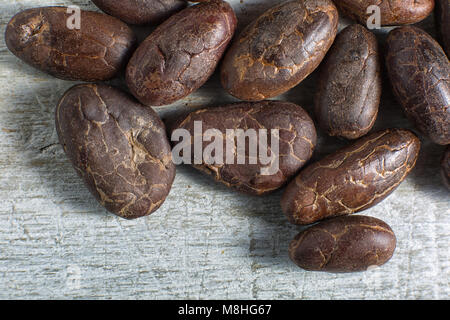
[334,0,434,26]
[126,0,237,106]
[56,84,176,219]
[386,26,450,145]
[315,24,381,140]
[170,101,317,195]
[221,0,338,101]
[91,0,187,25]
[5,7,136,81]
[289,215,396,273]
[282,129,420,225]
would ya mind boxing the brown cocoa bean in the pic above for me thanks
[126,0,237,106]
[56,84,176,219]
[315,24,381,140]
[5,7,136,81]
[289,215,396,273]
[334,0,434,26]
[220,0,338,101]
[282,129,420,225]
[170,101,317,195]
[386,26,450,145]
[91,0,187,25]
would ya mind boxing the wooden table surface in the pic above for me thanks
[0,0,448,299]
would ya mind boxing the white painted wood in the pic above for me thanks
[0,0,448,299]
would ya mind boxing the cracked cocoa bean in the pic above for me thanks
[386,26,450,145]
[315,24,381,140]
[436,0,450,57]
[289,215,396,273]
[334,0,434,26]
[282,129,420,225]
[5,7,136,81]
[91,0,187,25]
[126,0,237,106]
[220,0,338,101]
[442,146,450,189]
[170,101,317,195]
[56,84,176,219]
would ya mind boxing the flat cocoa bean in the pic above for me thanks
[126,0,237,106]
[289,215,396,273]
[91,0,187,25]
[334,0,434,26]
[5,7,136,81]
[386,26,450,145]
[282,129,420,225]
[170,101,317,195]
[220,0,338,101]
[56,84,176,219]
[315,24,381,140]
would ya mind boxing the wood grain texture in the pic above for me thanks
[0,0,449,299]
